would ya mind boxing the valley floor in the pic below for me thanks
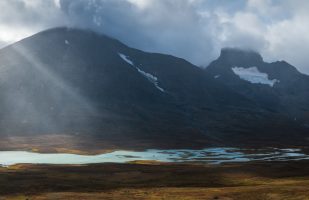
[1,161,309,200]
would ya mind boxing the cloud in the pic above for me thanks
[0,0,64,45]
[58,0,219,67]
[0,0,309,74]
[219,0,309,74]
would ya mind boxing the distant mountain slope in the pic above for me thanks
[206,48,309,122]
[0,28,308,149]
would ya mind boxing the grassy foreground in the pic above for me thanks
[1,161,309,200]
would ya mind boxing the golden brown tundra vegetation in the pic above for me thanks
[1,161,309,200]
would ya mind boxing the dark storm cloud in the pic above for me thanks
[59,0,218,67]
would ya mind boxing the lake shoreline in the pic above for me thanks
[1,147,309,167]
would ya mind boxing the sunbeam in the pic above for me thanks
[0,40,97,134]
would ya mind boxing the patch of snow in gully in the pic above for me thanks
[232,66,279,87]
[118,53,165,92]
[118,53,134,66]
[136,68,165,92]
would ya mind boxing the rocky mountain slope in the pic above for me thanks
[0,28,308,148]
[206,48,309,125]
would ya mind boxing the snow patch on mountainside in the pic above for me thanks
[136,68,165,92]
[232,66,279,87]
[118,53,165,92]
[118,53,134,66]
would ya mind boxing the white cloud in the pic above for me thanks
[0,0,65,46]
[0,25,32,44]
[220,0,309,75]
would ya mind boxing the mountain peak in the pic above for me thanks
[218,48,263,66]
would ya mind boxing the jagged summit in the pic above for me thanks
[217,47,264,66]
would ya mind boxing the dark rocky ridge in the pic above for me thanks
[206,48,309,120]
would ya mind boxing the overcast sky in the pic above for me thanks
[0,0,308,74]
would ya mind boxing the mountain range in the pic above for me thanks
[0,27,308,149]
